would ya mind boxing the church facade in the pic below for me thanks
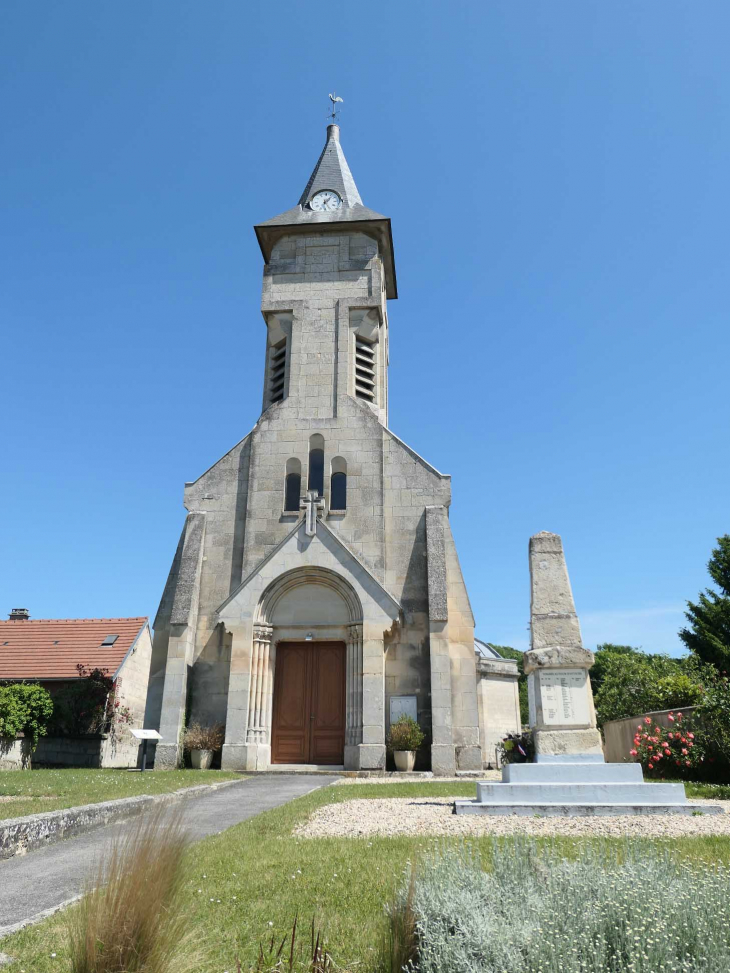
[144,123,519,774]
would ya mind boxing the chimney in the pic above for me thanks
[9,608,30,621]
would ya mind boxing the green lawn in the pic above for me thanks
[5,779,730,973]
[0,768,241,820]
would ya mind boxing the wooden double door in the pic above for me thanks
[271,642,346,765]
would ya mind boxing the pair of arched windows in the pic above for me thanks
[283,435,347,512]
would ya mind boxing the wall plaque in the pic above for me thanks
[389,695,418,725]
[539,669,590,726]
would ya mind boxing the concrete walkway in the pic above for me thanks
[0,774,335,937]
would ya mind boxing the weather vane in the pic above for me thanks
[328,91,343,124]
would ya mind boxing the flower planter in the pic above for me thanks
[190,748,214,770]
[393,750,416,772]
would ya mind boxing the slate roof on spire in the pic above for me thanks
[257,124,388,228]
[254,124,397,298]
[298,124,363,208]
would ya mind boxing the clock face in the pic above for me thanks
[310,190,342,212]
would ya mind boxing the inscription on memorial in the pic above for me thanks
[539,669,590,726]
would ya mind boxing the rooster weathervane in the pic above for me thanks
[328,92,343,124]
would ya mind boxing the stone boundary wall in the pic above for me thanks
[0,737,28,770]
[603,706,698,763]
[33,734,140,769]
[0,777,243,861]
[1,734,142,771]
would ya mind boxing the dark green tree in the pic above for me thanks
[680,535,730,673]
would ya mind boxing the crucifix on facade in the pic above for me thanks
[300,489,325,536]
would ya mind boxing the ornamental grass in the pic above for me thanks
[66,807,198,973]
[389,838,730,972]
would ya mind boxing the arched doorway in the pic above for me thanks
[272,640,346,764]
[254,568,363,767]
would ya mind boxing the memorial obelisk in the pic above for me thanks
[454,531,720,815]
[524,531,603,761]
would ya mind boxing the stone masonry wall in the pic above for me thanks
[149,222,478,770]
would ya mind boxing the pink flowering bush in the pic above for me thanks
[629,712,705,777]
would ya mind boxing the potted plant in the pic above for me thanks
[183,722,224,770]
[387,714,425,772]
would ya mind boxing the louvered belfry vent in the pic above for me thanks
[354,335,376,402]
[268,339,288,404]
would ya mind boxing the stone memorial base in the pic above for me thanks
[533,728,604,759]
[454,758,724,817]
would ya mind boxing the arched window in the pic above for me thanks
[330,456,347,510]
[308,434,324,497]
[284,457,301,512]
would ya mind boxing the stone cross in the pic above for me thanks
[300,490,325,536]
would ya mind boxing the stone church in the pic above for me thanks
[144,123,520,774]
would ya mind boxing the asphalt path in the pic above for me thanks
[0,774,335,937]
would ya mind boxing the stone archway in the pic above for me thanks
[246,567,364,767]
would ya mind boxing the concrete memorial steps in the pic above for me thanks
[454,760,724,817]
[453,801,723,817]
[502,761,642,782]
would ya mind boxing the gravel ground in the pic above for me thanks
[295,796,730,839]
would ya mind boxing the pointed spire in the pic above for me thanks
[298,124,362,209]
[254,122,398,299]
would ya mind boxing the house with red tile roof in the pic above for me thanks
[0,610,153,768]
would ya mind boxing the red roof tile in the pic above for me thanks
[0,617,148,681]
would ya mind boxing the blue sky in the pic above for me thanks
[2,2,728,654]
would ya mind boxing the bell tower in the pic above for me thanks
[254,123,397,427]
[149,110,489,778]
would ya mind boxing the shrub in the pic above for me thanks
[386,715,425,753]
[628,712,704,777]
[497,731,534,764]
[67,808,198,973]
[693,673,730,779]
[589,643,641,696]
[594,651,704,726]
[390,840,730,972]
[183,721,225,752]
[0,682,53,748]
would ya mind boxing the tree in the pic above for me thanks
[590,644,642,696]
[0,683,54,749]
[680,535,730,673]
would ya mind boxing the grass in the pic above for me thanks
[683,780,730,800]
[0,768,241,820]
[5,779,730,973]
[67,807,199,973]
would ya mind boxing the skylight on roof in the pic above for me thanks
[101,635,119,646]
